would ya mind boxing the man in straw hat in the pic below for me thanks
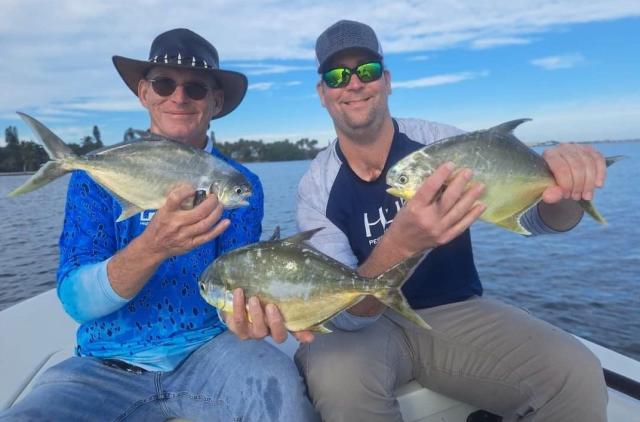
[1,28,316,421]
[294,19,608,422]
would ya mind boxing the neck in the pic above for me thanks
[336,116,395,181]
[150,129,208,150]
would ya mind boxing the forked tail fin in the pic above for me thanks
[372,252,431,330]
[8,113,76,197]
[579,155,626,224]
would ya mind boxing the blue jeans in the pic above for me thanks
[1,331,318,421]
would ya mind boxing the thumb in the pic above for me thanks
[542,185,563,204]
[164,184,195,211]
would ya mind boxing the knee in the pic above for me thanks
[542,336,607,403]
[298,345,391,406]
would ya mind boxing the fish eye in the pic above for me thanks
[199,281,206,292]
[398,174,409,185]
[234,186,243,195]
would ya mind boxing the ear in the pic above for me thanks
[210,90,224,117]
[316,80,327,108]
[138,79,150,108]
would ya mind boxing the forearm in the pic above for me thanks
[349,233,419,317]
[107,233,166,299]
[59,259,129,323]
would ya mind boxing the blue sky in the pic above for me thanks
[1,0,639,147]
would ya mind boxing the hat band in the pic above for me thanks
[150,53,218,70]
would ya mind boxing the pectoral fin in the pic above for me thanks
[493,214,531,236]
[307,323,332,334]
[113,193,144,222]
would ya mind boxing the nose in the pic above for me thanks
[171,84,190,103]
[345,72,365,90]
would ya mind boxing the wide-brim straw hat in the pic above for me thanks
[112,28,247,119]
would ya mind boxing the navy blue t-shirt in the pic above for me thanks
[325,121,482,309]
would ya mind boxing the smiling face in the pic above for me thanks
[317,49,392,141]
[138,67,224,149]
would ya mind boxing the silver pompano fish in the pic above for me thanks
[9,112,252,221]
[199,227,430,333]
[386,119,623,235]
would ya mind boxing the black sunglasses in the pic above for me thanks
[147,77,211,100]
[321,61,383,89]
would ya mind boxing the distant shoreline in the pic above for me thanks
[1,139,637,176]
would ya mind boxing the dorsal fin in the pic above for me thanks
[284,227,324,244]
[489,118,531,135]
[268,226,281,241]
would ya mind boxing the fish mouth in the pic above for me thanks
[386,187,411,199]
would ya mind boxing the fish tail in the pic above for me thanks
[576,155,625,225]
[8,113,75,197]
[605,155,626,167]
[372,252,431,330]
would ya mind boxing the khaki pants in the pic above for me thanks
[295,297,608,422]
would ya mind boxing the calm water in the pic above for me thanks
[0,142,638,360]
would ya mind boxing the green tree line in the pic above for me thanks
[1,126,323,173]
[0,126,104,172]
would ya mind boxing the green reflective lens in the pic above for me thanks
[356,62,382,82]
[322,61,383,88]
[322,68,350,88]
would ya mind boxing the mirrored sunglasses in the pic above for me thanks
[147,77,211,100]
[322,61,383,89]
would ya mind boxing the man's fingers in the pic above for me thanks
[247,296,268,339]
[543,149,573,199]
[592,148,606,188]
[541,186,564,204]
[414,162,455,204]
[181,194,221,226]
[231,288,249,338]
[293,331,315,344]
[580,147,596,200]
[437,168,473,212]
[164,184,196,212]
[441,202,487,244]
[265,304,288,343]
[191,219,230,247]
[440,181,485,229]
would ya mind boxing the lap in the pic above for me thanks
[3,332,317,422]
[298,297,604,419]
[0,356,161,421]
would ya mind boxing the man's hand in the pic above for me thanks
[542,143,606,204]
[350,162,486,318]
[223,288,315,344]
[382,162,486,258]
[107,185,230,299]
[144,184,230,260]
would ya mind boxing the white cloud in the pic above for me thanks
[471,37,532,49]
[1,0,639,116]
[229,63,314,75]
[407,55,431,61]
[392,71,489,89]
[248,81,303,91]
[448,95,640,142]
[248,82,275,91]
[531,53,585,69]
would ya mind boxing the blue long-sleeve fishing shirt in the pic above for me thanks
[57,139,263,371]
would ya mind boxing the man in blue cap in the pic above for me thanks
[1,28,316,421]
[295,19,608,422]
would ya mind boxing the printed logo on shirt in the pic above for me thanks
[362,199,404,238]
[139,210,156,226]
